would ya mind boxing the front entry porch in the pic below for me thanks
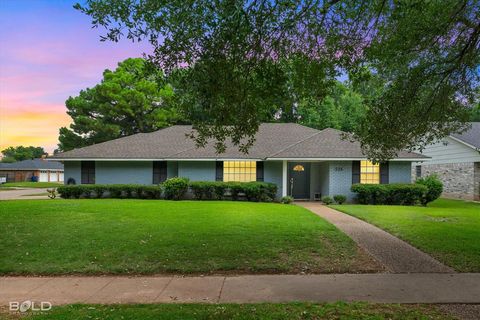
[287,162,311,200]
[280,160,332,201]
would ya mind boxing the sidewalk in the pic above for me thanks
[2,273,480,305]
[297,203,454,273]
[0,188,49,200]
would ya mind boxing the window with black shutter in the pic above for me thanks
[380,162,389,184]
[153,161,167,184]
[81,161,95,184]
[256,161,264,182]
[352,161,360,184]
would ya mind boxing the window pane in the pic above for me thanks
[360,160,380,184]
[223,161,257,182]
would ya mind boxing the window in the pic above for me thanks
[360,160,380,184]
[153,161,167,184]
[81,161,95,184]
[293,164,305,171]
[416,165,422,178]
[223,161,257,182]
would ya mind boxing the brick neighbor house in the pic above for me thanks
[413,122,480,201]
[0,158,64,183]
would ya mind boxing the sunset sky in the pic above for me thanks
[0,0,151,153]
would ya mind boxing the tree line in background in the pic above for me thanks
[1,146,46,163]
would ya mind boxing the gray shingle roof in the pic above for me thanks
[50,123,426,160]
[0,158,63,170]
[451,122,480,149]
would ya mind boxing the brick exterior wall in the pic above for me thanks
[413,162,479,201]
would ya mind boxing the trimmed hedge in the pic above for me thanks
[190,181,277,202]
[57,184,162,199]
[351,183,428,205]
[58,179,278,202]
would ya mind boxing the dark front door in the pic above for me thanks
[288,162,310,199]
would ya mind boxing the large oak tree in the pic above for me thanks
[75,0,480,160]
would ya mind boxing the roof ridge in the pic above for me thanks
[267,130,323,158]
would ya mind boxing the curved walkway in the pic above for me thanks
[297,202,454,273]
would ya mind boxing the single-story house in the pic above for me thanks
[0,158,64,183]
[412,122,480,201]
[49,123,427,200]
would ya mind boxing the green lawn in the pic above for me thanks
[0,303,451,320]
[331,198,480,272]
[0,200,378,275]
[0,182,62,188]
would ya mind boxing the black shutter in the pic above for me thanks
[352,161,360,184]
[153,161,167,184]
[81,161,95,184]
[256,161,264,182]
[215,161,224,181]
[380,162,389,184]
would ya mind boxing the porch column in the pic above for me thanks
[282,160,287,197]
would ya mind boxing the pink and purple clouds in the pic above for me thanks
[0,0,150,153]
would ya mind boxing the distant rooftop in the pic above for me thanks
[0,158,63,170]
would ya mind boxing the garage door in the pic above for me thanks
[59,171,64,182]
[39,170,49,182]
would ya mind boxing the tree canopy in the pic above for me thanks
[58,58,182,152]
[1,146,46,162]
[76,0,480,160]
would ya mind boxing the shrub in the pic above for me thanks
[57,184,163,199]
[190,181,205,200]
[351,183,428,205]
[333,195,347,204]
[191,181,276,202]
[281,196,294,204]
[227,182,244,201]
[212,183,227,200]
[416,174,443,205]
[321,196,333,205]
[163,177,189,200]
[57,180,278,202]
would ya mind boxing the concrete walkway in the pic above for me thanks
[1,274,479,305]
[297,203,454,273]
[0,188,49,200]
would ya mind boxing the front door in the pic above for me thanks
[288,162,310,199]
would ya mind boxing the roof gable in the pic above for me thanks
[451,122,480,149]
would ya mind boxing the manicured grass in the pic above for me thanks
[0,182,62,188]
[331,198,480,272]
[0,200,378,275]
[1,303,451,320]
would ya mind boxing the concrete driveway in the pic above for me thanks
[0,188,50,200]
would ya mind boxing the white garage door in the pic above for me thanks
[39,170,49,182]
[59,172,64,182]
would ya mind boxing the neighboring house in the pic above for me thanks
[0,158,64,183]
[412,122,480,201]
[49,123,426,200]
